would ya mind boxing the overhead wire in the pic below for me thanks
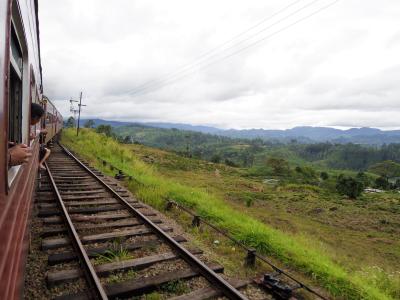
[127,0,323,96]
[128,0,340,97]
[125,0,303,95]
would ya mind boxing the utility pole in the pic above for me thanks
[76,91,86,136]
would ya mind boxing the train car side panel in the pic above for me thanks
[0,0,12,197]
[0,0,45,299]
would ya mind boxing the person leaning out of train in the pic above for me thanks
[30,103,51,170]
[8,143,32,166]
[8,103,46,167]
[30,103,47,139]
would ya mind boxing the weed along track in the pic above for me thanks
[30,143,252,299]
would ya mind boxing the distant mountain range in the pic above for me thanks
[82,119,400,145]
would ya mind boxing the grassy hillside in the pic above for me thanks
[62,129,400,299]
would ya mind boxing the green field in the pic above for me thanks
[62,128,400,299]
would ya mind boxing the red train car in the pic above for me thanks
[42,95,63,144]
[0,0,62,298]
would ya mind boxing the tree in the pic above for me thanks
[336,175,364,199]
[240,151,254,167]
[368,160,400,178]
[224,159,238,167]
[96,125,113,137]
[295,166,303,173]
[267,157,290,175]
[122,136,132,144]
[320,171,329,180]
[375,176,390,190]
[211,154,221,163]
[394,179,400,189]
[356,171,370,187]
[65,116,75,128]
[84,119,95,128]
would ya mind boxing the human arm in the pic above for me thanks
[8,144,32,166]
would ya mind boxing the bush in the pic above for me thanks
[356,171,371,187]
[320,171,329,180]
[210,154,221,163]
[375,176,390,190]
[224,159,238,167]
[84,119,95,128]
[395,179,400,189]
[267,157,290,175]
[65,116,75,128]
[336,175,364,199]
[293,165,318,184]
[96,125,113,137]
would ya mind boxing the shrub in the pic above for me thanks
[320,171,329,180]
[356,171,371,187]
[84,119,95,128]
[375,176,390,190]
[336,175,364,199]
[96,124,113,137]
[210,154,221,163]
[224,159,238,167]
[267,157,290,175]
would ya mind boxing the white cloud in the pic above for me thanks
[40,0,400,129]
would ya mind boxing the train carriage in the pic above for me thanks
[42,96,62,144]
[0,0,62,299]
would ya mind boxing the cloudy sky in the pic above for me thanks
[39,0,400,129]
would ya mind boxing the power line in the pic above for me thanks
[128,0,321,96]
[128,0,340,97]
[126,0,317,96]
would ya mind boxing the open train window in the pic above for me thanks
[8,27,23,144]
[7,5,27,188]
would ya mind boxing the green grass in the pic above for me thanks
[161,280,189,294]
[62,129,398,299]
[95,246,133,265]
[144,292,162,300]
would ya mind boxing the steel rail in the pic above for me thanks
[44,162,108,300]
[59,143,248,300]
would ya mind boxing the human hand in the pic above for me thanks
[9,144,32,166]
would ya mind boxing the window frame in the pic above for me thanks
[7,1,29,190]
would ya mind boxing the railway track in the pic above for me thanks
[35,144,250,299]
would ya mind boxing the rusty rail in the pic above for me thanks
[44,162,108,299]
[59,143,248,300]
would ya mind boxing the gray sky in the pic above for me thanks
[39,0,400,129]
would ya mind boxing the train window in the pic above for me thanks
[8,27,23,143]
[10,28,23,74]
[7,3,28,188]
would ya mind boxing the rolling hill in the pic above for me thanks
[81,118,400,145]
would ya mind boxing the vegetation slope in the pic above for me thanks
[62,128,400,300]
